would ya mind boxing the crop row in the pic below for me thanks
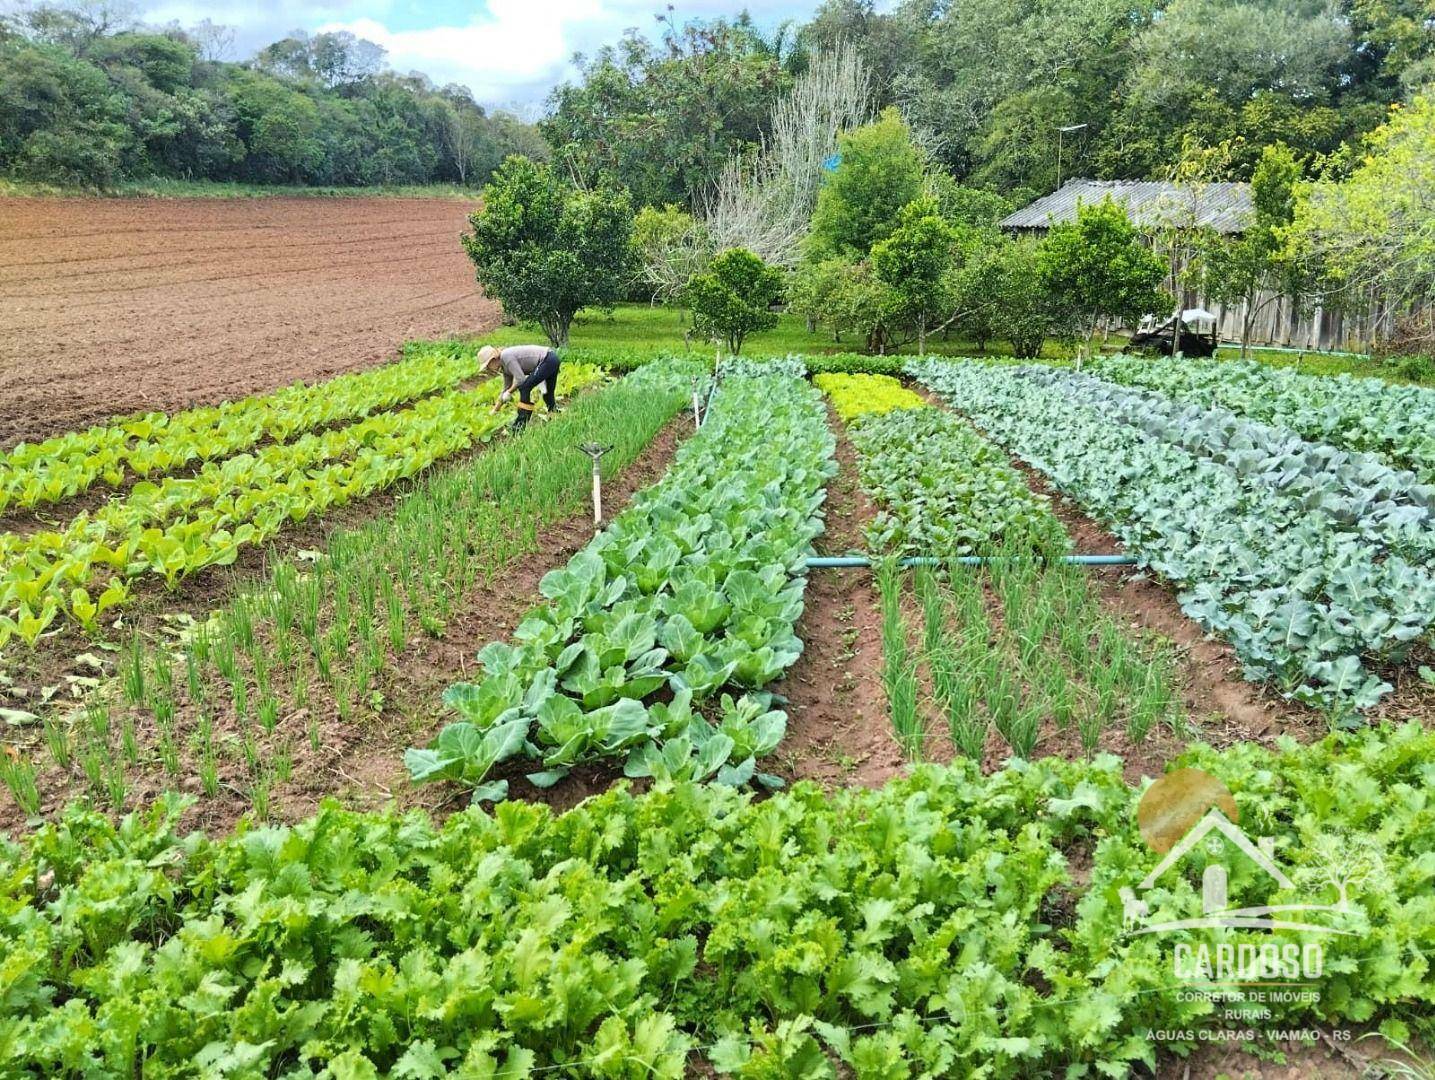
[1023,366,1435,563]
[818,375,1178,756]
[5,723,1430,1076]
[1,364,701,821]
[0,343,480,515]
[818,373,1066,556]
[0,364,606,645]
[1092,353,1435,483]
[812,372,926,422]
[407,365,836,802]
[911,360,1435,712]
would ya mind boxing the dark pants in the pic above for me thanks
[513,350,560,429]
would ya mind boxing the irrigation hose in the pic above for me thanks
[806,554,1137,569]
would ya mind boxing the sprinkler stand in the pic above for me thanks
[579,442,612,532]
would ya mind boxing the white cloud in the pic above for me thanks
[135,0,814,107]
[320,0,810,107]
[321,0,607,105]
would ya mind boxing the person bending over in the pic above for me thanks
[477,344,561,429]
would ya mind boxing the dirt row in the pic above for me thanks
[0,196,500,447]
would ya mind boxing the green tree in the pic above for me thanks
[788,256,851,338]
[0,41,131,185]
[1037,197,1168,361]
[685,247,784,355]
[462,156,635,348]
[828,260,901,353]
[631,204,710,307]
[871,196,959,353]
[542,16,790,207]
[1286,94,1435,350]
[807,106,926,259]
[1191,143,1306,357]
[1100,0,1360,177]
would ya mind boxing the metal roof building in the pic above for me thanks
[1000,179,1254,234]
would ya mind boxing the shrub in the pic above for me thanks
[462,155,635,347]
[686,247,784,355]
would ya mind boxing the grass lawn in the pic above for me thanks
[1215,344,1433,386]
[480,304,1435,387]
[0,177,478,200]
[479,302,1076,361]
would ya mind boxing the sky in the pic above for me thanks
[134,1,820,112]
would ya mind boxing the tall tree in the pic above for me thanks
[462,156,635,348]
[871,196,959,353]
[1037,197,1169,362]
[1191,143,1307,356]
[807,106,926,259]
[541,15,789,208]
[1286,93,1435,350]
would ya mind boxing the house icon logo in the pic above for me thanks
[1120,768,1354,938]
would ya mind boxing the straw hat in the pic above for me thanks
[477,345,501,370]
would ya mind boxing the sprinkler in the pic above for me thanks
[691,376,704,430]
[579,442,612,531]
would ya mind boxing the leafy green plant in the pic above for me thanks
[913,358,1435,712]
[407,367,835,801]
[848,405,1068,557]
[4,724,1434,1077]
[0,362,606,635]
[814,372,926,424]
[0,343,479,516]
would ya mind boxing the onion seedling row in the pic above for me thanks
[3,364,698,820]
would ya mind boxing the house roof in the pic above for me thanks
[1001,179,1254,234]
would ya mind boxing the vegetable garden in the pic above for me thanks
[1,348,1432,1077]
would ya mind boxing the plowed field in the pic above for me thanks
[0,195,500,446]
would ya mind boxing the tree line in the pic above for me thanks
[545,0,1434,206]
[0,4,546,189]
[464,91,1435,360]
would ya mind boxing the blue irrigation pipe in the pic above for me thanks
[806,554,1137,569]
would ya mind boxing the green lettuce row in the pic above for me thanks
[845,407,1069,557]
[407,370,836,802]
[910,360,1434,712]
[0,366,607,644]
[1092,354,1435,484]
[3,724,1431,1076]
[0,343,479,516]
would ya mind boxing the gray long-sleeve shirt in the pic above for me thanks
[497,345,551,393]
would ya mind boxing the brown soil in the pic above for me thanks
[0,196,499,447]
[1168,1027,1402,1079]
[768,408,909,789]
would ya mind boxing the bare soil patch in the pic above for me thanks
[0,195,498,447]
[769,408,908,790]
